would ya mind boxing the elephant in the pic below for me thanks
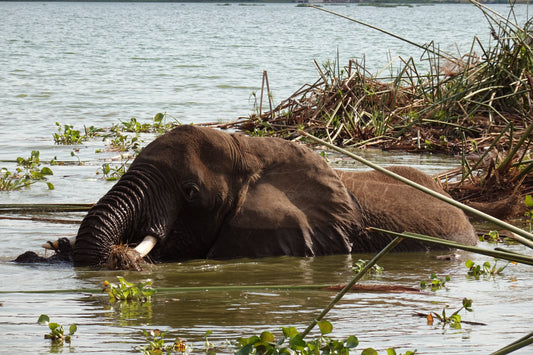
[16,125,477,270]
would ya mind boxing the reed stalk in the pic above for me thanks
[490,332,533,355]
[0,203,93,213]
[370,228,533,266]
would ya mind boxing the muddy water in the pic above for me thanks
[1,2,532,353]
[1,149,532,354]
[1,243,532,354]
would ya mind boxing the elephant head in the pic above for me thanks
[72,125,365,269]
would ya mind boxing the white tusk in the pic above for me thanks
[134,235,158,257]
[42,236,76,250]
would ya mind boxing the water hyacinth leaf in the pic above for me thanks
[344,335,359,348]
[46,182,54,190]
[386,349,397,355]
[69,324,77,335]
[242,335,260,346]
[41,167,53,175]
[38,314,50,325]
[118,276,134,287]
[235,343,253,355]
[260,331,275,343]
[462,298,473,311]
[361,348,378,355]
[154,112,164,123]
[49,322,60,331]
[525,195,533,207]
[282,326,299,339]
[288,334,306,350]
[317,320,333,335]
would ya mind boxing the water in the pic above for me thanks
[0,2,532,354]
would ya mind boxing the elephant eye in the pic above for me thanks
[182,182,200,201]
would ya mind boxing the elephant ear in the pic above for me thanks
[206,136,363,259]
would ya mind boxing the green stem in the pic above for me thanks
[490,332,533,355]
[370,228,533,266]
[299,130,533,246]
[300,236,403,339]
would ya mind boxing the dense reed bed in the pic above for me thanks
[219,1,533,219]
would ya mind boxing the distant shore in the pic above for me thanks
[2,0,530,4]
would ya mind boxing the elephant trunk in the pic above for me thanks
[73,165,173,267]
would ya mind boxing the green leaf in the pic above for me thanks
[462,298,473,311]
[37,314,50,325]
[282,326,299,339]
[361,348,378,355]
[344,335,359,348]
[245,335,261,346]
[260,331,275,343]
[235,343,254,355]
[46,182,54,190]
[69,324,77,335]
[288,334,306,350]
[525,195,533,207]
[41,167,53,175]
[153,113,164,123]
[465,259,474,268]
[117,276,134,287]
[386,349,397,355]
[317,320,333,335]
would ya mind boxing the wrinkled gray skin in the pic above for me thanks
[28,125,478,269]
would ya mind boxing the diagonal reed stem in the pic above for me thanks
[0,203,94,213]
[0,204,93,213]
[370,228,533,266]
[490,332,533,355]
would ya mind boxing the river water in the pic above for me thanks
[0,2,532,354]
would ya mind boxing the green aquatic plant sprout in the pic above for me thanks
[53,122,101,144]
[428,298,473,329]
[235,321,358,355]
[0,168,30,191]
[465,259,509,278]
[420,273,450,291]
[53,122,85,144]
[479,230,501,243]
[117,112,178,135]
[352,259,384,277]
[104,276,156,302]
[37,314,77,345]
[0,151,53,191]
[136,329,189,355]
[99,161,129,181]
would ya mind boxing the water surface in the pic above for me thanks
[0,2,532,354]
